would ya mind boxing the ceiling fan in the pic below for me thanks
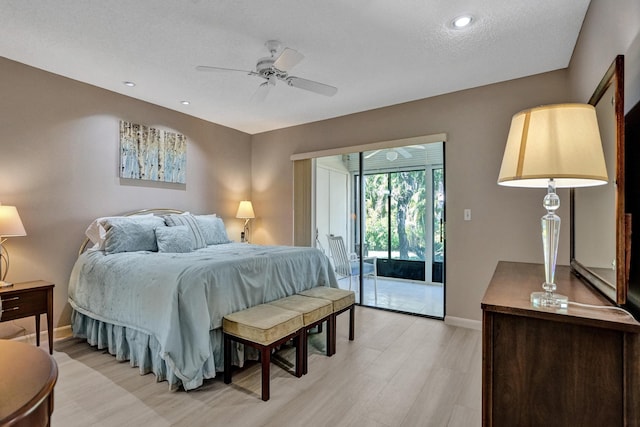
[196,40,338,101]
[365,145,426,161]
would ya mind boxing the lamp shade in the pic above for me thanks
[498,103,608,188]
[0,205,26,237]
[236,201,255,219]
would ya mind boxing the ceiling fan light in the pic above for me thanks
[452,15,472,29]
[386,150,399,161]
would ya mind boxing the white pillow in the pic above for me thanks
[85,214,154,250]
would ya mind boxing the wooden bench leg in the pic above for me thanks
[298,333,304,377]
[261,347,270,401]
[326,314,334,357]
[329,314,337,356]
[300,329,308,376]
[224,333,232,384]
[325,318,333,357]
[349,305,355,341]
[223,329,302,401]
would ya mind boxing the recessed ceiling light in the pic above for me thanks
[123,81,136,87]
[452,15,473,29]
[180,101,190,105]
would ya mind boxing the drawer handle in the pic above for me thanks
[1,296,19,302]
[0,306,19,314]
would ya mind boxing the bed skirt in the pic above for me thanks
[70,310,258,391]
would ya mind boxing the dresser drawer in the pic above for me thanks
[0,290,47,321]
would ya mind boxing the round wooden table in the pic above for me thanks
[0,340,58,427]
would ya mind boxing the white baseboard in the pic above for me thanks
[444,316,482,331]
[9,325,73,344]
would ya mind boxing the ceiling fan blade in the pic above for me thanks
[286,76,337,97]
[251,82,272,102]
[365,150,382,159]
[408,144,426,149]
[396,147,412,158]
[196,65,254,74]
[273,48,304,71]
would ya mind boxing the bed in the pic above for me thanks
[68,209,338,391]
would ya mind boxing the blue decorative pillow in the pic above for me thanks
[196,215,231,245]
[155,225,192,253]
[103,216,165,254]
[85,213,155,250]
[164,213,206,250]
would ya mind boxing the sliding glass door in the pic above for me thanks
[314,140,444,318]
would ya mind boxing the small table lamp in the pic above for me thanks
[236,200,255,243]
[0,204,27,288]
[498,103,608,308]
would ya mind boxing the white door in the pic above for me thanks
[315,160,349,254]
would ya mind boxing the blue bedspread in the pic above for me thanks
[68,243,337,389]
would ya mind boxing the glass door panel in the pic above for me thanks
[315,141,444,318]
[390,170,427,262]
[363,173,389,259]
[432,168,445,283]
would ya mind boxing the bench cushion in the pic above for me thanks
[268,295,332,326]
[298,287,356,312]
[223,304,303,346]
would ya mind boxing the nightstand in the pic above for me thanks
[0,281,55,354]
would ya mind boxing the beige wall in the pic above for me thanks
[251,0,640,323]
[251,70,572,322]
[4,0,639,335]
[568,0,640,109]
[0,58,252,337]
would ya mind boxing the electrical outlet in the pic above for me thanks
[464,209,471,221]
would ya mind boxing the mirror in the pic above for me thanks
[571,55,625,304]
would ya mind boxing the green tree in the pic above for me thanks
[364,170,426,260]
[391,171,426,259]
[364,174,388,252]
[432,168,444,261]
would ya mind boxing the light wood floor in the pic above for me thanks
[51,307,481,426]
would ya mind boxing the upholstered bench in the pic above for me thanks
[298,287,356,356]
[268,294,333,375]
[223,304,304,401]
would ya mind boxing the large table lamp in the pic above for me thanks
[0,204,27,288]
[236,200,255,243]
[498,103,608,308]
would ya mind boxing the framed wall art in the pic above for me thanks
[119,120,186,184]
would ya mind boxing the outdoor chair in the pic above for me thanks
[326,234,378,302]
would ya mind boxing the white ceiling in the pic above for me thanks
[0,0,590,135]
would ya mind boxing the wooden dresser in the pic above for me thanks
[482,261,640,427]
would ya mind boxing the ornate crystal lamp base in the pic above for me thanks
[531,290,568,308]
[532,180,568,310]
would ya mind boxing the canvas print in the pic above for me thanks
[119,121,186,184]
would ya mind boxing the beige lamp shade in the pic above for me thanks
[0,205,26,237]
[498,103,608,188]
[236,201,255,219]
